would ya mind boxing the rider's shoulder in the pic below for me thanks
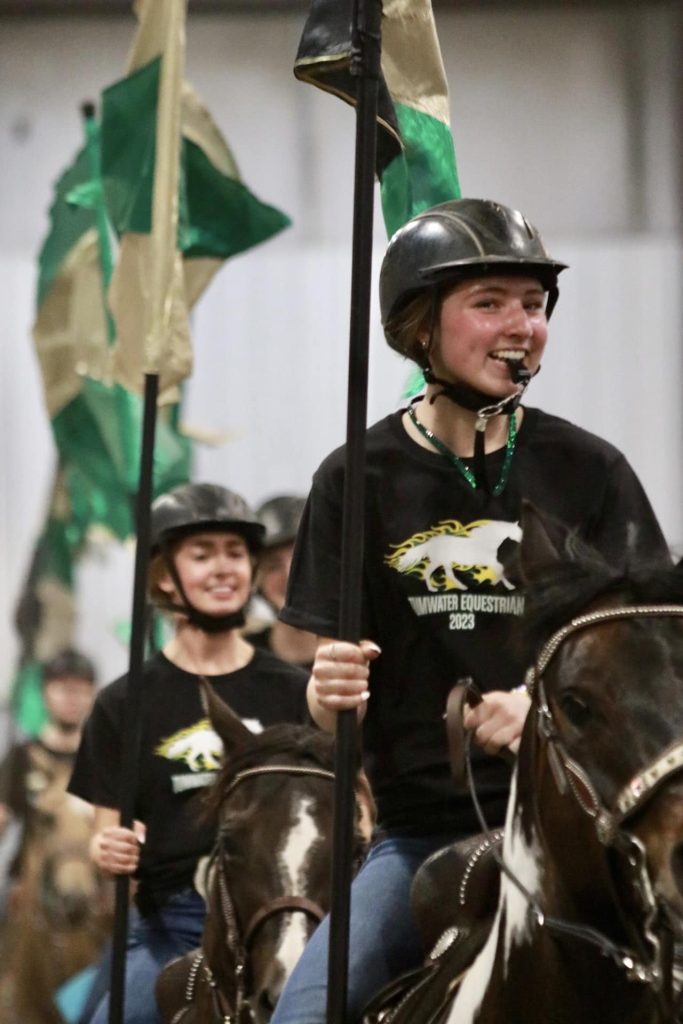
[313,413,402,485]
[523,407,625,465]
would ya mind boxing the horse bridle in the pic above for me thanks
[185,764,336,1024]
[527,605,683,847]
[464,604,683,1011]
[524,604,683,1000]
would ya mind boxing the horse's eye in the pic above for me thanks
[559,692,591,729]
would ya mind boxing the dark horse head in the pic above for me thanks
[447,504,683,1024]
[157,684,371,1024]
[376,506,683,1024]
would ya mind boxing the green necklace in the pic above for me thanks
[407,405,518,497]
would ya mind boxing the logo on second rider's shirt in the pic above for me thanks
[156,716,264,793]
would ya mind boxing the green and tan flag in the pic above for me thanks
[103,0,290,397]
[33,119,192,544]
[294,0,461,238]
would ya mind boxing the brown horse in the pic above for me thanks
[0,743,112,1024]
[365,504,683,1024]
[156,683,372,1024]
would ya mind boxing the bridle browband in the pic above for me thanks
[180,764,335,1024]
[465,603,683,1009]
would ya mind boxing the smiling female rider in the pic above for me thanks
[270,198,671,1024]
[68,483,309,1024]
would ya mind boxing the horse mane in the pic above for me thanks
[520,529,683,657]
[204,724,336,819]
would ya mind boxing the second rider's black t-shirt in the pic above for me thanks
[68,648,309,912]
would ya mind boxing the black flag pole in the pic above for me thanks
[79,100,161,1024]
[108,371,159,1024]
[326,1,382,1022]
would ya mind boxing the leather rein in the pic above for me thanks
[467,604,683,1010]
[181,764,335,1024]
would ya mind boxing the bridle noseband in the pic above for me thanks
[185,764,335,1024]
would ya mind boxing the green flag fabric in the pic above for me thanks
[294,0,461,237]
[103,0,291,396]
[102,59,290,262]
[33,128,192,542]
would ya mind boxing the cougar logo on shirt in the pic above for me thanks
[385,519,521,593]
[157,717,264,794]
[156,719,224,772]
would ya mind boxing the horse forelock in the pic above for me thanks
[204,725,335,819]
[520,546,683,661]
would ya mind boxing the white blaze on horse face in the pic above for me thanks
[447,771,543,1023]
[501,772,543,966]
[274,795,320,976]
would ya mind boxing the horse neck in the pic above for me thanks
[509,720,627,933]
[457,762,660,1024]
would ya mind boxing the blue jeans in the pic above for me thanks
[89,888,205,1024]
[271,833,456,1024]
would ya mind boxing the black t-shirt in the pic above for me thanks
[281,407,669,838]
[68,648,308,912]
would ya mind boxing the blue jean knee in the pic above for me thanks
[271,833,456,1024]
[89,888,206,1024]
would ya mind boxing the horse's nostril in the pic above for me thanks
[670,842,683,895]
[257,988,278,1021]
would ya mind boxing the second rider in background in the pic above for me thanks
[247,494,317,670]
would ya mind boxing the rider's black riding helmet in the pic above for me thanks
[151,483,265,556]
[256,495,306,551]
[379,198,568,367]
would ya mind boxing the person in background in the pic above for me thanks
[0,649,102,1024]
[0,647,97,891]
[68,483,309,1024]
[247,494,317,669]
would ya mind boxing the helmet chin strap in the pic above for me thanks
[159,545,247,635]
[418,286,539,493]
[423,359,535,494]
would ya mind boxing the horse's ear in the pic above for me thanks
[198,677,253,756]
[514,500,567,585]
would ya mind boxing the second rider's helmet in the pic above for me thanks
[151,482,265,555]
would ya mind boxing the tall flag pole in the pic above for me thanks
[293,2,460,1019]
[297,0,382,1019]
[326,0,381,1018]
[105,2,185,1020]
